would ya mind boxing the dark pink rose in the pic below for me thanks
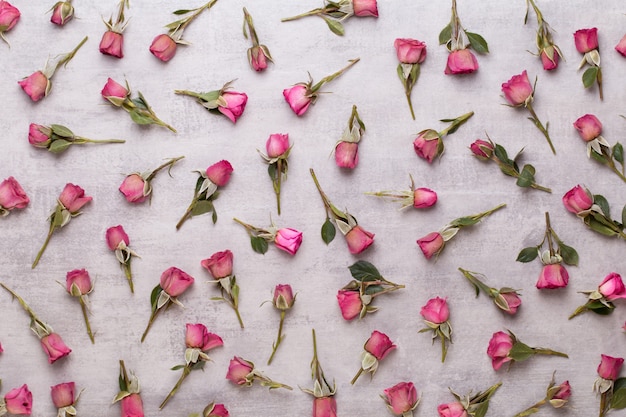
[99,30,124,58]
[469,139,494,159]
[18,71,50,102]
[598,273,626,301]
[437,402,467,417]
[101,77,129,101]
[352,0,378,17]
[336,289,362,320]
[502,70,533,106]
[201,249,233,279]
[66,268,92,295]
[444,49,478,75]
[417,232,444,259]
[394,38,427,64]
[364,330,396,360]
[573,114,602,142]
[413,130,439,163]
[50,382,75,408]
[540,47,559,70]
[549,381,571,407]
[266,133,290,158]
[597,354,624,380]
[249,45,269,71]
[313,397,337,417]
[28,123,51,147]
[206,160,233,187]
[335,142,359,169]
[226,356,253,385]
[218,92,247,123]
[41,333,72,364]
[120,393,144,417]
[4,384,32,415]
[185,323,223,351]
[283,85,312,116]
[562,185,593,214]
[119,174,148,203]
[273,284,295,310]
[50,1,74,26]
[383,382,419,415]
[160,267,194,297]
[536,264,569,289]
[274,228,303,255]
[420,297,449,324]
[149,34,177,62]
[106,225,130,251]
[0,176,29,211]
[574,28,598,53]
[486,331,513,370]
[413,188,437,208]
[616,34,626,57]
[0,1,20,33]
[345,225,374,254]
[59,183,91,213]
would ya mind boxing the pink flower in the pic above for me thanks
[119,174,148,203]
[352,0,378,17]
[101,77,129,101]
[0,342,3,353]
[99,30,124,58]
[218,91,248,123]
[444,49,478,75]
[616,34,626,57]
[226,356,253,385]
[598,273,626,301]
[266,133,290,158]
[160,267,194,297]
[50,382,75,408]
[273,284,295,310]
[4,384,32,415]
[550,381,571,405]
[274,228,303,255]
[413,188,437,208]
[345,225,374,254]
[336,290,362,320]
[470,139,494,159]
[50,1,74,26]
[206,160,233,187]
[201,250,234,279]
[106,225,130,251]
[28,123,51,147]
[185,323,223,351]
[437,402,468,417]
[502,70,533,106]
[364,330,396,360]
[313,397,337,417]
[149,34,177,62]
[486,331,513,371]
[500,292,522,314]
[0,176,29,211]
[283,85,312,116]
[207,404,229,417]
[66,268,92,295]
[59,183,91,213]
[249,45,269,71]
[394,38,427,64]
[417,232,444,259]
[574,28,598,53]
[335,142,359,169]
[573,114,602,142]
[413,131,439,163]
[598,354,624,380]
[420,297,449,324]
[383,382,419,415]
[120,393,144,417]
[562,185,593,214]
[0,1,20,33]
[40,333,72,364]
[536,264,569,289]
[18,71,50,102]
[540,48,559,70]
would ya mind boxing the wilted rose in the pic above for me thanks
[502,70,533,106]
[41,333,72,364]
[59,183,91,213]
[274,228,303,255]
[352,0,378,17]
[99,30,124,58]
[486,331,513,370]
[313,396,337,417]
[499,292,522,314]
[18,71,50,102]
[0,1,20,34]
[562,185,593,214]
[536,264,569,289]
[336,289,362,320]
[549,380,571,408]
[225,356,253,385]
[540,47,559,70]
[206,160,233,187]
[4,384,32,415]
[573,114,602,142]
[206,403,229,417]
[394,38,427,64]
[345,225,374,254]
[283,85,312,116]
[218,91,248,123]
[249,45,269,71]
[119,174,148,203]
[444,49,478,75]
[417,232,444,259]
[149,34,177,62]
[335,142,359,169]
[413,130,440,163]
[28,123,51,147]
[0,176,29,211]
[50,1,74,26]
[160,267,194,297]
[574,28,598,53]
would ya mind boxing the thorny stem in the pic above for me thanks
[79,297,95,344]
[159,366,191,409]
[267,310,285,365]
[439,111,474,137]
[311,58,360,92]
[140,307,162,342]
[146,156,185,182]
[526,103,556,154]
[32,226,55,269]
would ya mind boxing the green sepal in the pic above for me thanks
[466,31,489,54]
[587,299,614,315]
[191,200,214,216]
[473,401,490,417]
[585,215,618,237]
[622,205,626,228]
[509,341,535,362]
[52,205,65,227]
[449,216,480,227]
[321,218,336,244]
[251,236,268,254]
[494,144,509,164]
[322,17,344,36]
[558,242,579,266]
[582,67,598,88]
[267,163,277,182]
[610,378,626,409]
[593,194,611,218]
[119,374,127,392]
[348,260,383,282]
[439,22,452,45]
[516,164,536,188]
[49,139,72,154]
[173,9,193,15]
[171,364,185,371]
[364,284,384,296]
[516,247,538,263]
[50,124,74,138]
[194,176,204,194]
[149,284,162,312]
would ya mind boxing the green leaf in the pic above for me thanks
[516,247,538,263]
[622,205,626,228]
[212,209,217,224]
[119,373,127,392]
[558,242,579,266]
[613,142,624,164]
[450,216,479,227]
[587,299,614,314]
[611,378,626,409]
[593,194,611,218]
[321,218,336,245]
[170,364,186,371]
[494,144,509,163]
[582,67,598,88]
[364,284,384,295]
[473,401,490,417]
[516,164,536,188]
[150,284,162,311]
[322,17,344,36]
[129,110,154,126]
[348,260,383,282]
[48,139,72,154]
[250,236,268,254]
[466,31,489,54]
[50,124,74,138]
[439,23,452,45]
[586,216,618,237]
[509,342,535,362]
[191,200,213,216]
[173,9,193,14]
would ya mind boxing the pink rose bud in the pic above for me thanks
[120,393,144,417]
[101,77,129,101]
[99,30,124,58]
[119,174,148,203]
[206,160,234,187]
[413,188,437,208]
[226,356,254,385]
[352,0,378,17]
[40,333,72,364]
[470,139,494,159]
[549,381,571,406]
[201,249,234,279]
[0,1,20,33]
[28,123,52,147]
[597,354,624,380]
[540,48,559,70]
[417,232,444,259]
[313,396,337,417]
[160,267,194,297]
[0,176,30,211]
[50,382,75,408]
[437,401,467,417]
[502,70,533,106]
[364,330,396,360]
[273,284,295,310]
[598,273,626,301]
[4,384,32,415]
[218,91,248,123]
[50,1,74,26]
[536,264,569,289]
[66,268,93,296]
[345,225,374,254]
[149,34,177,62]
[573,114,602,142]
[185,323,224,351]
[394,38,427,64]
[420,297,449,324]
[283,85,312,116]
[274,228,303,255]
[207,404,229,417]
[18,71,50,102]
[249,45,269,71]
[336,289,362,320]
[574,28,598,53]
[500,292,522,314]
[616,34,626,57]
[59,183,92,213]
[106,225,130,251]
[562,185,593,214]
[413,130,439,163]
[486,331,513,371]
[444,49,479,75]
[266,133,290,158]
[335,142,359,169]
[383,382,419,416]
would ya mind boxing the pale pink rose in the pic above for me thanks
[249,45,269,71]
[345,225,374,254]
[185,323,223,351]
[394,38,427,64]
[352,0,378,17]
[0,1,20,33]
[444,49,478,75]
[0,176,29,210]
[335,142,359,169]
[336,289,362,320]
[574,114,602,142]
[383,382,418,415]
[502,70,533,106]
[119,174,148,203]
[218,92,248,123]
[273,284,295,310]
[536,264,569,289]
[283,85,312,116]
[274,228,303,255]
[149,34,177,62]
[574,28,598,53]
[50,1,74,26]
[207,404,229,417]
[4,384,32,415]
[41,333,72,364]
[597,354,624,380]
[550,380,571,405]
[106,225,130,251]
[500,292,522,314]
[437,402,468,417]
[313,397,337,417]
[206,160,233,187]
[28,123,51,147]
[101,77,129,101]
[226,356,253,385]
[413,131,439,163]
[160,267,194,297]
[18,71,50,102]
[66,268,92,295]
[598,273,626,301]
[266,133,290,158]
[364,330,395,360]
[201,250,233,279]
[540,48,559,70]
[413,188,437,208]
[120,393,144,417]
[616,34,626,57]
[59,183,91,213]
[562,185,593,214]
[50,382,75,408]
[417,232,444,259]
[420,297,449,324]
[486,331,513,370]
[99,30,124,58]
[470,139,494,159]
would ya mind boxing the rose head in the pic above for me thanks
[420,297,449,324]
[394,38,427,64]
[185,323,223,351]
[502,70,533,106]
[41,333,72,364]
[51,1,74,26]
[283,84,312,116]
[352,0,378,17]
[273,284,295,310]
[413,188,437,208]
[28,123,52,147]
[383,382,419,415]
[120,393,143,417]
[119,174,148,203]
[313,396,337,417]
[274,228,303,255]
[59,183,91,213]
[536,264,569,289]
[345,225,374,254]
[574,114,602,142]
[206,160,233,187]
[206,404,229,417]
[444,49,478,75]
[18,71,50,102]
[574,28,598,53]
[0,176,29,211]
[149,34,177,62]
[99,30,124,58]
[598,354,624,380]
[249,45,269,71]
[413,130,440,163]
[364,330,396,360]
[51,382,75,408]
[336,289,362,320]
[0,1,20,33]
[218,91,248,123]
[334,142,359,169]
[562,185,593,214]
[66,268,93,296]
[487,331,513,370]
[101,77,129,103]
[226,356,254,385]
[266,133,290,158]
[106,225,130,251]
[470,139,494,159]
[201,249,234,279]
[437,401,468,417]
[598,273,626,301]
[4,384,32,415]
[417,232,444,259]
[540,47,559,70]
[616,34,626,57]
[549,381,571,408]
[160,267,194,297]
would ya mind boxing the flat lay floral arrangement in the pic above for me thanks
[0,0,625,416]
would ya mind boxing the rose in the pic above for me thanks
[101,78,129,102]
[41,333,72,364]
[249,45,269,71]
[413,130,439,163]
[502,70,533,106]
[283,85,312,116]
[573,114,602,142]
[149,34,177,62]
[274,228,303,255]
[536,264,569,289]
[201,250,233,279]
[417,232,444,259]
[51,382,75,408]
[352,0,378,17]
[597,354,624,380]
[119,174,148,203]
[616,34,626,57]
[383,382,419,415]
[0,1,20,33]
[106,225,130,251]
[66,268,92,295]
[0,176,29,211]
[99,30,124,58]
[28,123,51,147]
[218,91,248,123]
[444,49,478,75]
[500,292,522,314]
[18,71,50,102]
[598,273,626,301]
[413,188,437,208]
[336,289,362,320]
[486,331,513,370]
[4,384,32,415]
[469,139,494,159]
[394,38,427,64]
[437,402,468,417]
[206,404,229,417]
[160,267,194,297]
[225,356,253,385]
[549,381,571,407]
[364,330,395,360]
[574,28,598,53]
[562,185,593,214]
[120,393,144,417]
[313,396,337,417]
[206,160,233,187]
[59,183,91,213]
[185,323,223,351]
[50,1,74,26]
[273,284,295,310]
[345,225,374,254]
[540,47,559,71]
[266,133,290,158]
[335,142,359,169]
[420,297,449,324]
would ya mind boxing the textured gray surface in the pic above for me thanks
[1,0,625,416]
